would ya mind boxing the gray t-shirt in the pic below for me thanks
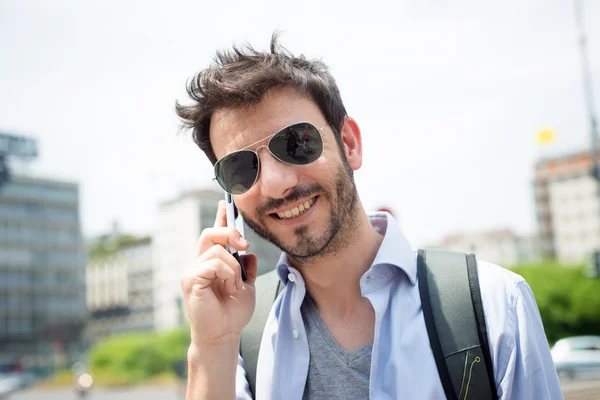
[301,294,372,400]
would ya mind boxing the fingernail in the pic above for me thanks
[238,275,243,288]
[239,237,249,246]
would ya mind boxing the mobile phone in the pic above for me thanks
[224,192,248,282]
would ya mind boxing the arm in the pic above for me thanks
[186,338,240,400]
[181,201,258,400]
[498,281,563,400]
[186,342,254,400]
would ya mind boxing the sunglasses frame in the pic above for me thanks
[214,121,329,195]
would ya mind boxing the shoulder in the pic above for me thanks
[475,259,563,397]
[475,259,535,388]
[476,259,526,312]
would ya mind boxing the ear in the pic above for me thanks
[339,117,363,171]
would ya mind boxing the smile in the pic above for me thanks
[274,196,317,219]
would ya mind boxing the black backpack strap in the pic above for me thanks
[240,270,282,398]
[417,249,498,400]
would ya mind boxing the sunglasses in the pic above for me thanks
[214,122,328,195]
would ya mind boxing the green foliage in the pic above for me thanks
[510,261,600,345]
[88,327,190,385]
[88,234,152,261]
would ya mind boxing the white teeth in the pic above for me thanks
[277,197,317,219]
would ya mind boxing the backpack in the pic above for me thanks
[240,249,498,400]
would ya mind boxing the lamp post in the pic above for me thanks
[573,0,600,278]
[573,0,599,180]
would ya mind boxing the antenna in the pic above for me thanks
[0,132,39,188]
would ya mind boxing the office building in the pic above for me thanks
[86,238,154,343]
[534,150,599,264]
[0,175,86,372]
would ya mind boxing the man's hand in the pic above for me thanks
[181,200,258,347]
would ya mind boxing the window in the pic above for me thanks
[0,184,77,204]
[0,249,32,267]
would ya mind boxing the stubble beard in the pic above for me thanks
[240,162,360,263]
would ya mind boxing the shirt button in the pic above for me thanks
[292,329,299,339]
[288,273,296,282]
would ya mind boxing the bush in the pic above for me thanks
[510,261,600,345]
[88,327,190,386]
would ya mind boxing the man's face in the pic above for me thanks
[210,87,361,260]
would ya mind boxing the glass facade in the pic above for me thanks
[0,176,86,373]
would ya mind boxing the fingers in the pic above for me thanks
[214,200,227,228]
[198,245,245,289]
[181,249,259,298]
[197,227,249,256]
[181,257,239,296]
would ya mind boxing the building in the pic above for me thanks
[534,150,599,264]
[432,229,539,267]
[0,175,87,373]
[85,238,154,343]
[153,189,282,331]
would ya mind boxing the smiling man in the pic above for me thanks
[176,36,562,400]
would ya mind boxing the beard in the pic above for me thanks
[240,161,359,262]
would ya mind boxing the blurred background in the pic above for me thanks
[1,0,600,398]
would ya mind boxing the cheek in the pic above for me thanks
[307,153,340,183]
[233,194,256,218]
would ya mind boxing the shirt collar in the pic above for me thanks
[275,211,417,286]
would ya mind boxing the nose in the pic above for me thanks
[255,147,298,199]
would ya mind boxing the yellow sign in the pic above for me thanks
[536,128,556,145]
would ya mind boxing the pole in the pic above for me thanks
[573,0,600,181]
[574,0,600,278]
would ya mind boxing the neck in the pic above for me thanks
[289,204,384,314]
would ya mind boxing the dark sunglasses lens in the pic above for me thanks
[268,123,323,165]
[215,151,259,194]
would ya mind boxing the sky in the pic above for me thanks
[1,0,599,247]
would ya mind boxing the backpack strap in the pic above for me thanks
[240,269,282,398]
[417,249,498,400]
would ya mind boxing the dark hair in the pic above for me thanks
[175,33,348,165]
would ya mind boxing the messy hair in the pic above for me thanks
[175,33,348,165]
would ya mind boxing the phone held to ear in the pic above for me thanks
[224,192,248,282]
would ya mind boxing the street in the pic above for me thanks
[6,379,600,399]
[561,379,600,400]
[7,386,184,400]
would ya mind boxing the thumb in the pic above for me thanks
[241,253,258,285]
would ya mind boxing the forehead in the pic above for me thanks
[209,87,324,159]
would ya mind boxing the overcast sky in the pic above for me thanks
[1,0,599,246]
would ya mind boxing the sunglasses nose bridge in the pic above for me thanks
[254,147,299,199]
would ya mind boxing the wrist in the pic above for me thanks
[188,334,241,363]
[189,331,241,352]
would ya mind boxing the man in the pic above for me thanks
[284,126,299,156]
[177,36,562,399]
